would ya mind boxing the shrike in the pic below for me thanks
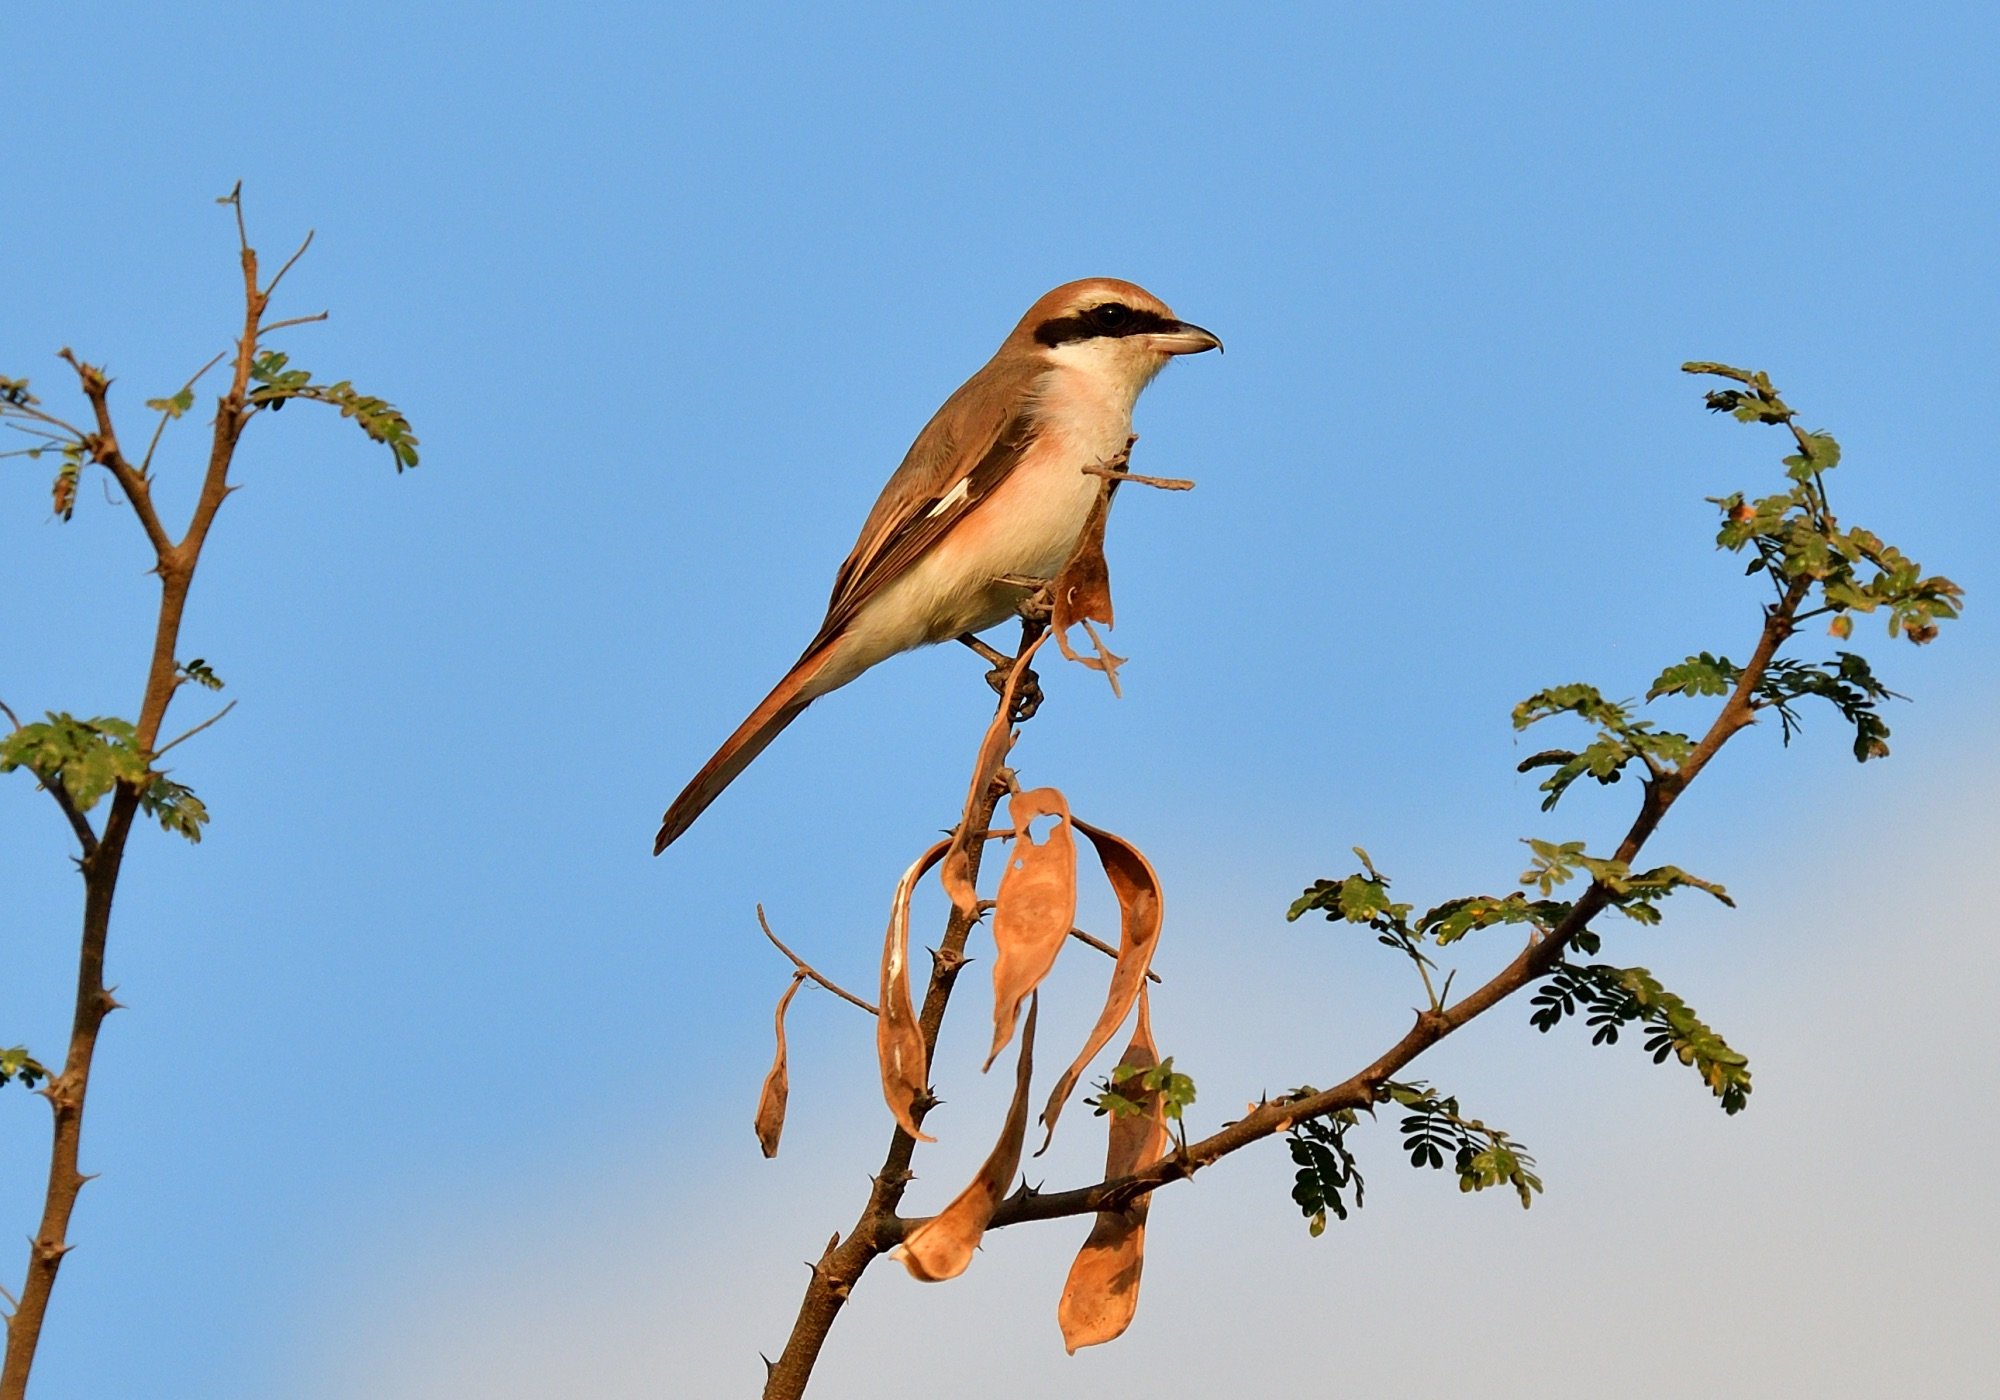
[654,277,1220,853]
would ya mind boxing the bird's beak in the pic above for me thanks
[1145,320,1223,356]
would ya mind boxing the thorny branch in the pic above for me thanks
[0,188,311,1400]
[761,642,1041,1400]
[760,387,1897,1397]
[900,570,1816,1236]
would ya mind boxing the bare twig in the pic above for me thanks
[222,180,249,256]
[152,700,237,759]
[262,229,315,298]
[757,906,879,1016]
[1081,464,1195,491]
[1068,926,1163,984]
[0,398,88,441]
[258,311,330,335]
[2,423,69,445]
[139,350,230,475]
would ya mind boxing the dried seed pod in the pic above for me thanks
[754,974,806,1158]
[1039,818,1164,1149]
[895,997,1038,1283]
[1051,480,1126,692]
[1057,988,1168,1351]
[986,787,1078,1070]
[878,838,950,1142]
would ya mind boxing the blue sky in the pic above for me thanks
[3,4,1995,1397]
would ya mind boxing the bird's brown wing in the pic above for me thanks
[806,353,1047,652]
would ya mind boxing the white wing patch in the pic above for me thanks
[925,477,972,518]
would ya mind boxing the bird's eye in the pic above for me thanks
[1090,303,1132,331]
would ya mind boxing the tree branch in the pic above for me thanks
[0,699,98,856]
[41,778,99,859]
[56,349,173,559]
[757,906,878,1015]
[761,641,1041,1400]
[892,570,1816,1238]
[2,188,279,1400]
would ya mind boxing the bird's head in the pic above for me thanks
[1006,278,1221,395]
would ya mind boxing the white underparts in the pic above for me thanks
[804,343,1174,700]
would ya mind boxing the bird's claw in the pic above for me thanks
[1011,668,1043,723]
[984,662,1043,723]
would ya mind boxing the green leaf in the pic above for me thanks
[1781,431,1841,481]
[0,711,210,841]
[250,356,421,471]
[1096,1056,1196,1122]
[1288,1110,1365,1235]
[1756,653,1903,761]
[176,658,225,691]
[144,387,197,419]
[1512,684,1631,733]
[1,1046,51,1090]
[1417,892,1569,946]
[1520,838,1586,895]
[141,775,209,843]
[1530,963,1752,1113]
[1647,653,1739,701]
[1380,1081,1540,1208]
[1290,860,1437,971]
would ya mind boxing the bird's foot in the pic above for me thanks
[992,574,1055,624]
[975,654,1044,723]
[1002,665,1043,723]
[957,633,1012,670]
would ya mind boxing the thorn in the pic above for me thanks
[823,1231,841,1257]
[760,1354,775,1380]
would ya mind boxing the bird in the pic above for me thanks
[654,277,1220,853]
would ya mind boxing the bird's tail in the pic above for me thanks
[653,641,838,854]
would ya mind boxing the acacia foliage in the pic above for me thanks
[1279,361,1959,1232]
